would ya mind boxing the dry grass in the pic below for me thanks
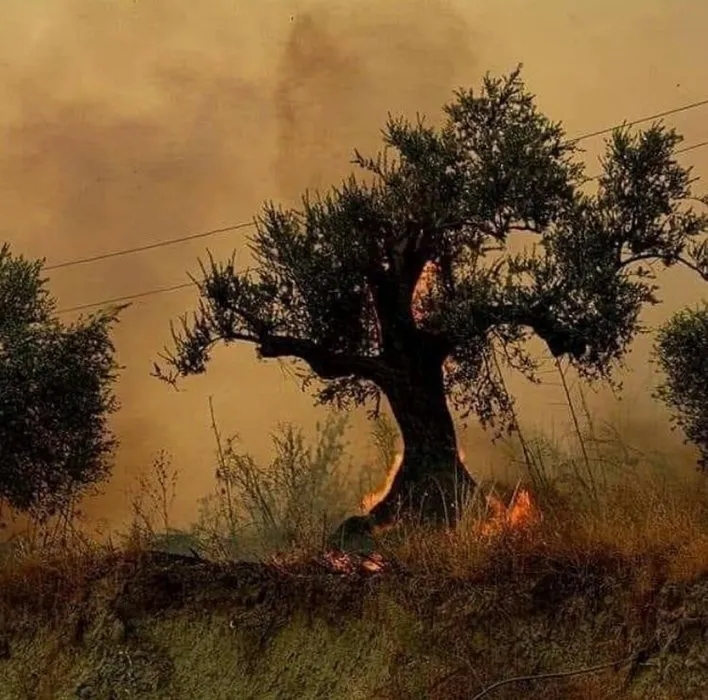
[0,535,140,636]
[1,413,707,699]
[3,469,706,622]
[382,470,708,586]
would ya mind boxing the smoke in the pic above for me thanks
[0,0,481,528]
[0,0,705,529]
[273,2,477,200]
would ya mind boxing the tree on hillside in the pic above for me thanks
[157,68,708,532]
[0,244,122,522]
[654,303,708,470]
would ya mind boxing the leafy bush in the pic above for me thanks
[654,303,708,470]
[0,244,122,522]
[192,412,369,558]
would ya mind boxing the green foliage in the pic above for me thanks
[193,413,361,557]
[368,412,399,473]
[654,304,708,470]
[159,67,707,434]
[0,244,122,520]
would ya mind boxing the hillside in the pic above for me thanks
[2,538,707,700]
[3,417,708,699]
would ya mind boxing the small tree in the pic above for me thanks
[0,244,122,521]
[158,68,707,529]
[654,304,708,470]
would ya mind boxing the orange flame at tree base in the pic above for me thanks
[361,452,403,512]
[307,440,544,577]
[360,450,542,538]
[362,449,471,515]
[308,482,542,576]
[475,486,542,537]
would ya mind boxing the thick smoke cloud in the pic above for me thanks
[1,0,705,528]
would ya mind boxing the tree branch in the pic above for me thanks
[620,252,708,280]
[257,334,385,381]
[485,301,586,359]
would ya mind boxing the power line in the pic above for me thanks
[584,138,708,181]
[58,282,194,314]
[677,139,708,155]
[43,95,708,274]
[568,96,708,144]
[56,137,708,316]
[46,221,255,271]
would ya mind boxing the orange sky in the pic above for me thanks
[1,0,706,529]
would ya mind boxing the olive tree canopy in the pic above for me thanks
[158,68,708,529]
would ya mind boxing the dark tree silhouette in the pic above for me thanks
[157,68,707,531]
[655,303,708,470]
[0,244,122,521]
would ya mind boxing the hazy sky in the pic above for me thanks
[2,0,706,528]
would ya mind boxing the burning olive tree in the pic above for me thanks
[157,68,707,531]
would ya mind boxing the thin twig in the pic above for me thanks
[467,653,637,700]
[555,356,597,502]
[488,347,541,487]
[208,396,238,540]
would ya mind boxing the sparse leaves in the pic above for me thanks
[687,236,708,280]
[195,413,358,555]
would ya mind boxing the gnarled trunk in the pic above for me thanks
[369,358,475,528]
[328,356,475,551]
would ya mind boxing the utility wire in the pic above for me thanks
[584,138,708,181]
[45,95,708,274]
[567,96,708,144]
[45,221,254,271]
[56,137,708,316]
[677,139,708,155]
[58,282,195,314]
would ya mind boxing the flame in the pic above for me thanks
[475,486,541,537]
[361,442,541,538]
[411,261,458,376]
[362,452,403,512]
[270,460,541,580]
[362,447,468,513]
[271,549,385,574]
[324,550,357,573]
[412,260,440,325]
[317,479,541,577]
[323,550,385,574]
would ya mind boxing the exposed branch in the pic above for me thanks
[257,334,386,381]
[620,251,708,279]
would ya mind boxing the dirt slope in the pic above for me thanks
[1,550,707,699]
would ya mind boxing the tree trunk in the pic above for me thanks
[368,357,476,528]
[327,338,476,551]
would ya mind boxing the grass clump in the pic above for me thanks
[1,410,707,699]
[189,410,382,560]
